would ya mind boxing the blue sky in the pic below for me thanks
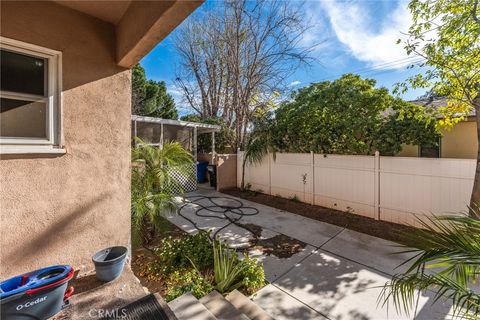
[141,0,427,114]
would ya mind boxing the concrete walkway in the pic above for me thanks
[169,188,454,320]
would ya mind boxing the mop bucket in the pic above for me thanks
[0,265,74,320]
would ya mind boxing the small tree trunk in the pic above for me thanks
[469,93,480,215]
[241,154,247,190]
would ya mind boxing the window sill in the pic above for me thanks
[0,145,66,155]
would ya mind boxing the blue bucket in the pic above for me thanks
[92,246,127,282]
[196,161,209,183]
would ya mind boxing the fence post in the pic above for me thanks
[237,148,241,189]
[311,151,315,205]
[374,151,380,220]
[268,152,272,195]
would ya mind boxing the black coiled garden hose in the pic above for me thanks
[177,195,260,248]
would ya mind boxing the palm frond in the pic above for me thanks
[381,206,480,318]
[380,272,480,318]
[131,139,193,245]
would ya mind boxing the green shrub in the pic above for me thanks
[151,232,266,300]
[290,195,300,203]
[165,269,214,302]
[239,254,266,294]
[212,241,247,294]
[152,231,213,275]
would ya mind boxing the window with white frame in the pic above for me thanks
[0,38,62,152]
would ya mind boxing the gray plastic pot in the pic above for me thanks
[92,246,127,282]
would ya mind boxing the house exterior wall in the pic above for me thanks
[0,2,131,278]
[396,119,477,159]
[441,120,477,159]
[396,144,418,157]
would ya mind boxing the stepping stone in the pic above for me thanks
[168,292,217,320]
[226,290,274,320]
[200,291,250,320]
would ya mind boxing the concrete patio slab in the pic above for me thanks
[170,189,457,320]
[57,266,147,319]
[251,284,327,320]
[273,249,454,320]
[248,244,317,282]
[175,190,344,247]
[321,228,417,275]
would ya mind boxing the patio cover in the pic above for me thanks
[131,115,221,162]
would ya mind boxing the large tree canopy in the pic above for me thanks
[132,64,178,120]
[270,74,439,155]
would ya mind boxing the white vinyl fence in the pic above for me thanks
[237,152,476,227]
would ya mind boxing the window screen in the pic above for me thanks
[1,49,47,96]
[0,49,49,139]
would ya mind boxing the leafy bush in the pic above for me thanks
[150,232,266,300]
[165,269,214,301]
[271,74,439,155]
[239,254,266,295]
[152,231,213,275]
[290,195,300,203]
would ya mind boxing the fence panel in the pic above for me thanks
[237,151,476,226]
[270,153,313,203]
[236,151,270,191]
[379,157,475,227]
[314,154,377,219]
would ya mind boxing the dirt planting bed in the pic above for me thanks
[222,188,418,245]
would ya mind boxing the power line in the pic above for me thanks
[317,56,425,81]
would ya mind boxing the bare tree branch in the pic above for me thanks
[173,0,313,148]
[473,0,480,25]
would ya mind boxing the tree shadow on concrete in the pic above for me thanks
[271,249,453,320]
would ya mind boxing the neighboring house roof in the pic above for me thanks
[409,97,476,118]
[131,115,221,134]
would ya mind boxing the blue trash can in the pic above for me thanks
[0,265,74,320]
[197,161,209,183]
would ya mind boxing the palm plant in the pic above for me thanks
[240,115,276,190]
[131,138,193,246]
[380,206,480,319]
[212,240,247,294]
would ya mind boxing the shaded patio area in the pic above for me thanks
[55,266,147,319]
[169,188,454,320]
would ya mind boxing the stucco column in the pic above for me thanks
[211,131,216,165]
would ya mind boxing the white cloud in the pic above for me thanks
[289,80,301,87]
[319,0,414,69]
[300,1,336,56]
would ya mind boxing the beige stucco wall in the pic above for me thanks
[216,154,237,191]
[0,2,131,278]
[441,120,477,159]
[396,119,478,159]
